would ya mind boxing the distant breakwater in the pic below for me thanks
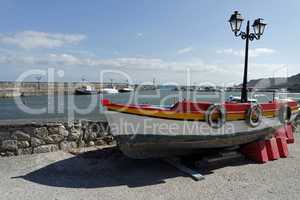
[0,81,127,97]
[0,81,159,97]
[0,120,114,157]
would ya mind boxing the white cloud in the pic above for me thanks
[216,48,276,57]
[177,47,193,55]
[0,52,217,73]
[2,53,235,84]
[216,48,235,55]
[136,33,143,38]
[250,48,276,57]
[0,31,86,49]
[1,51,296,84]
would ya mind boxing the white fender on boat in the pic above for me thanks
[205,104,226,129]
[245,104,263,128]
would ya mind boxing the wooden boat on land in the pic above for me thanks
[102,98,299,159]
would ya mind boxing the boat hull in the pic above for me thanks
[105,111,297,159]
[99,89,119,94]
[118,88,134,93]
[115,129,275,159]
[74,90,97,95]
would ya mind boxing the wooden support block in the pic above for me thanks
[285,124,295,144]
[240,140,269,163]
[195,151,245,169]
[275,126,287,139]
[276,137,289,158]
[265,137,280,160]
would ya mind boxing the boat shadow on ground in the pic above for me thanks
[14,147,253,188]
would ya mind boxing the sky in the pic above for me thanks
[0,0,299,85]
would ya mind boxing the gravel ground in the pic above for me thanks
[0,131,300,200]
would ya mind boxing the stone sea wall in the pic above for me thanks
[0,120,114,157]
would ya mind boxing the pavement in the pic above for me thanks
[1,132,300,200]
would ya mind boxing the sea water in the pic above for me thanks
[0,90,298,122]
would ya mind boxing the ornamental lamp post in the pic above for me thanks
[228,11,267,103]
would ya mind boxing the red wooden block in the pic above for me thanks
[265,138,280,160]
[285,124,295,144]
[275,126,287,139]
[240,140,269,163]
[276,137,289,158]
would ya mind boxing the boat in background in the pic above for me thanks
[100,79,119,94]
[74,85,97,95]
[227,95,257,103]
[118,86,134,93]
[99,87,119,94]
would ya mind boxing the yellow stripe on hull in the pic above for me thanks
[106,105,298,121]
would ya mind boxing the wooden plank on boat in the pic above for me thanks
[163,157,205,181]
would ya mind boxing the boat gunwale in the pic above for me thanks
[103,100,298,121]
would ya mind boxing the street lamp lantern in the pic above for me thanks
[252,18,267,37]
[228,11,267,103]
[229,11,244,34]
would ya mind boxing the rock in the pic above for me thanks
[22,127,35,136]
[0,131,11,140]
[57,125,68,137]
[17,148,32,155]
[97,122,109,136]
[17,141,30,148]
[81,120,89,129]
[78,140,85,148]
[6,151,15,156]
[0,152,6,157]
[49,134,64,143]
[83,122,107,142]
[34,127,48,139]
[48,126,59,135]
[11,130,31,141]
[31,137,45,147]
[88,141,95,146]
[70,126,80,132]
[1,140,18,151]
[68,129,81,141]
[33,144,59,154]
[95,139,106,146]
[73,121,82,128]
[103,136,114,144]
[44,136,55,144]
[65,122,74,129]
[84,130,98,142]
[59,141,77,151]
[98,131,109,137]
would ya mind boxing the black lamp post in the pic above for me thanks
[228,11,267,103]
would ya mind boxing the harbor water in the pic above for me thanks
[0,90,299,122]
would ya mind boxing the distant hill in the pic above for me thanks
[242,73,300,92]
[246,77,287,88]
